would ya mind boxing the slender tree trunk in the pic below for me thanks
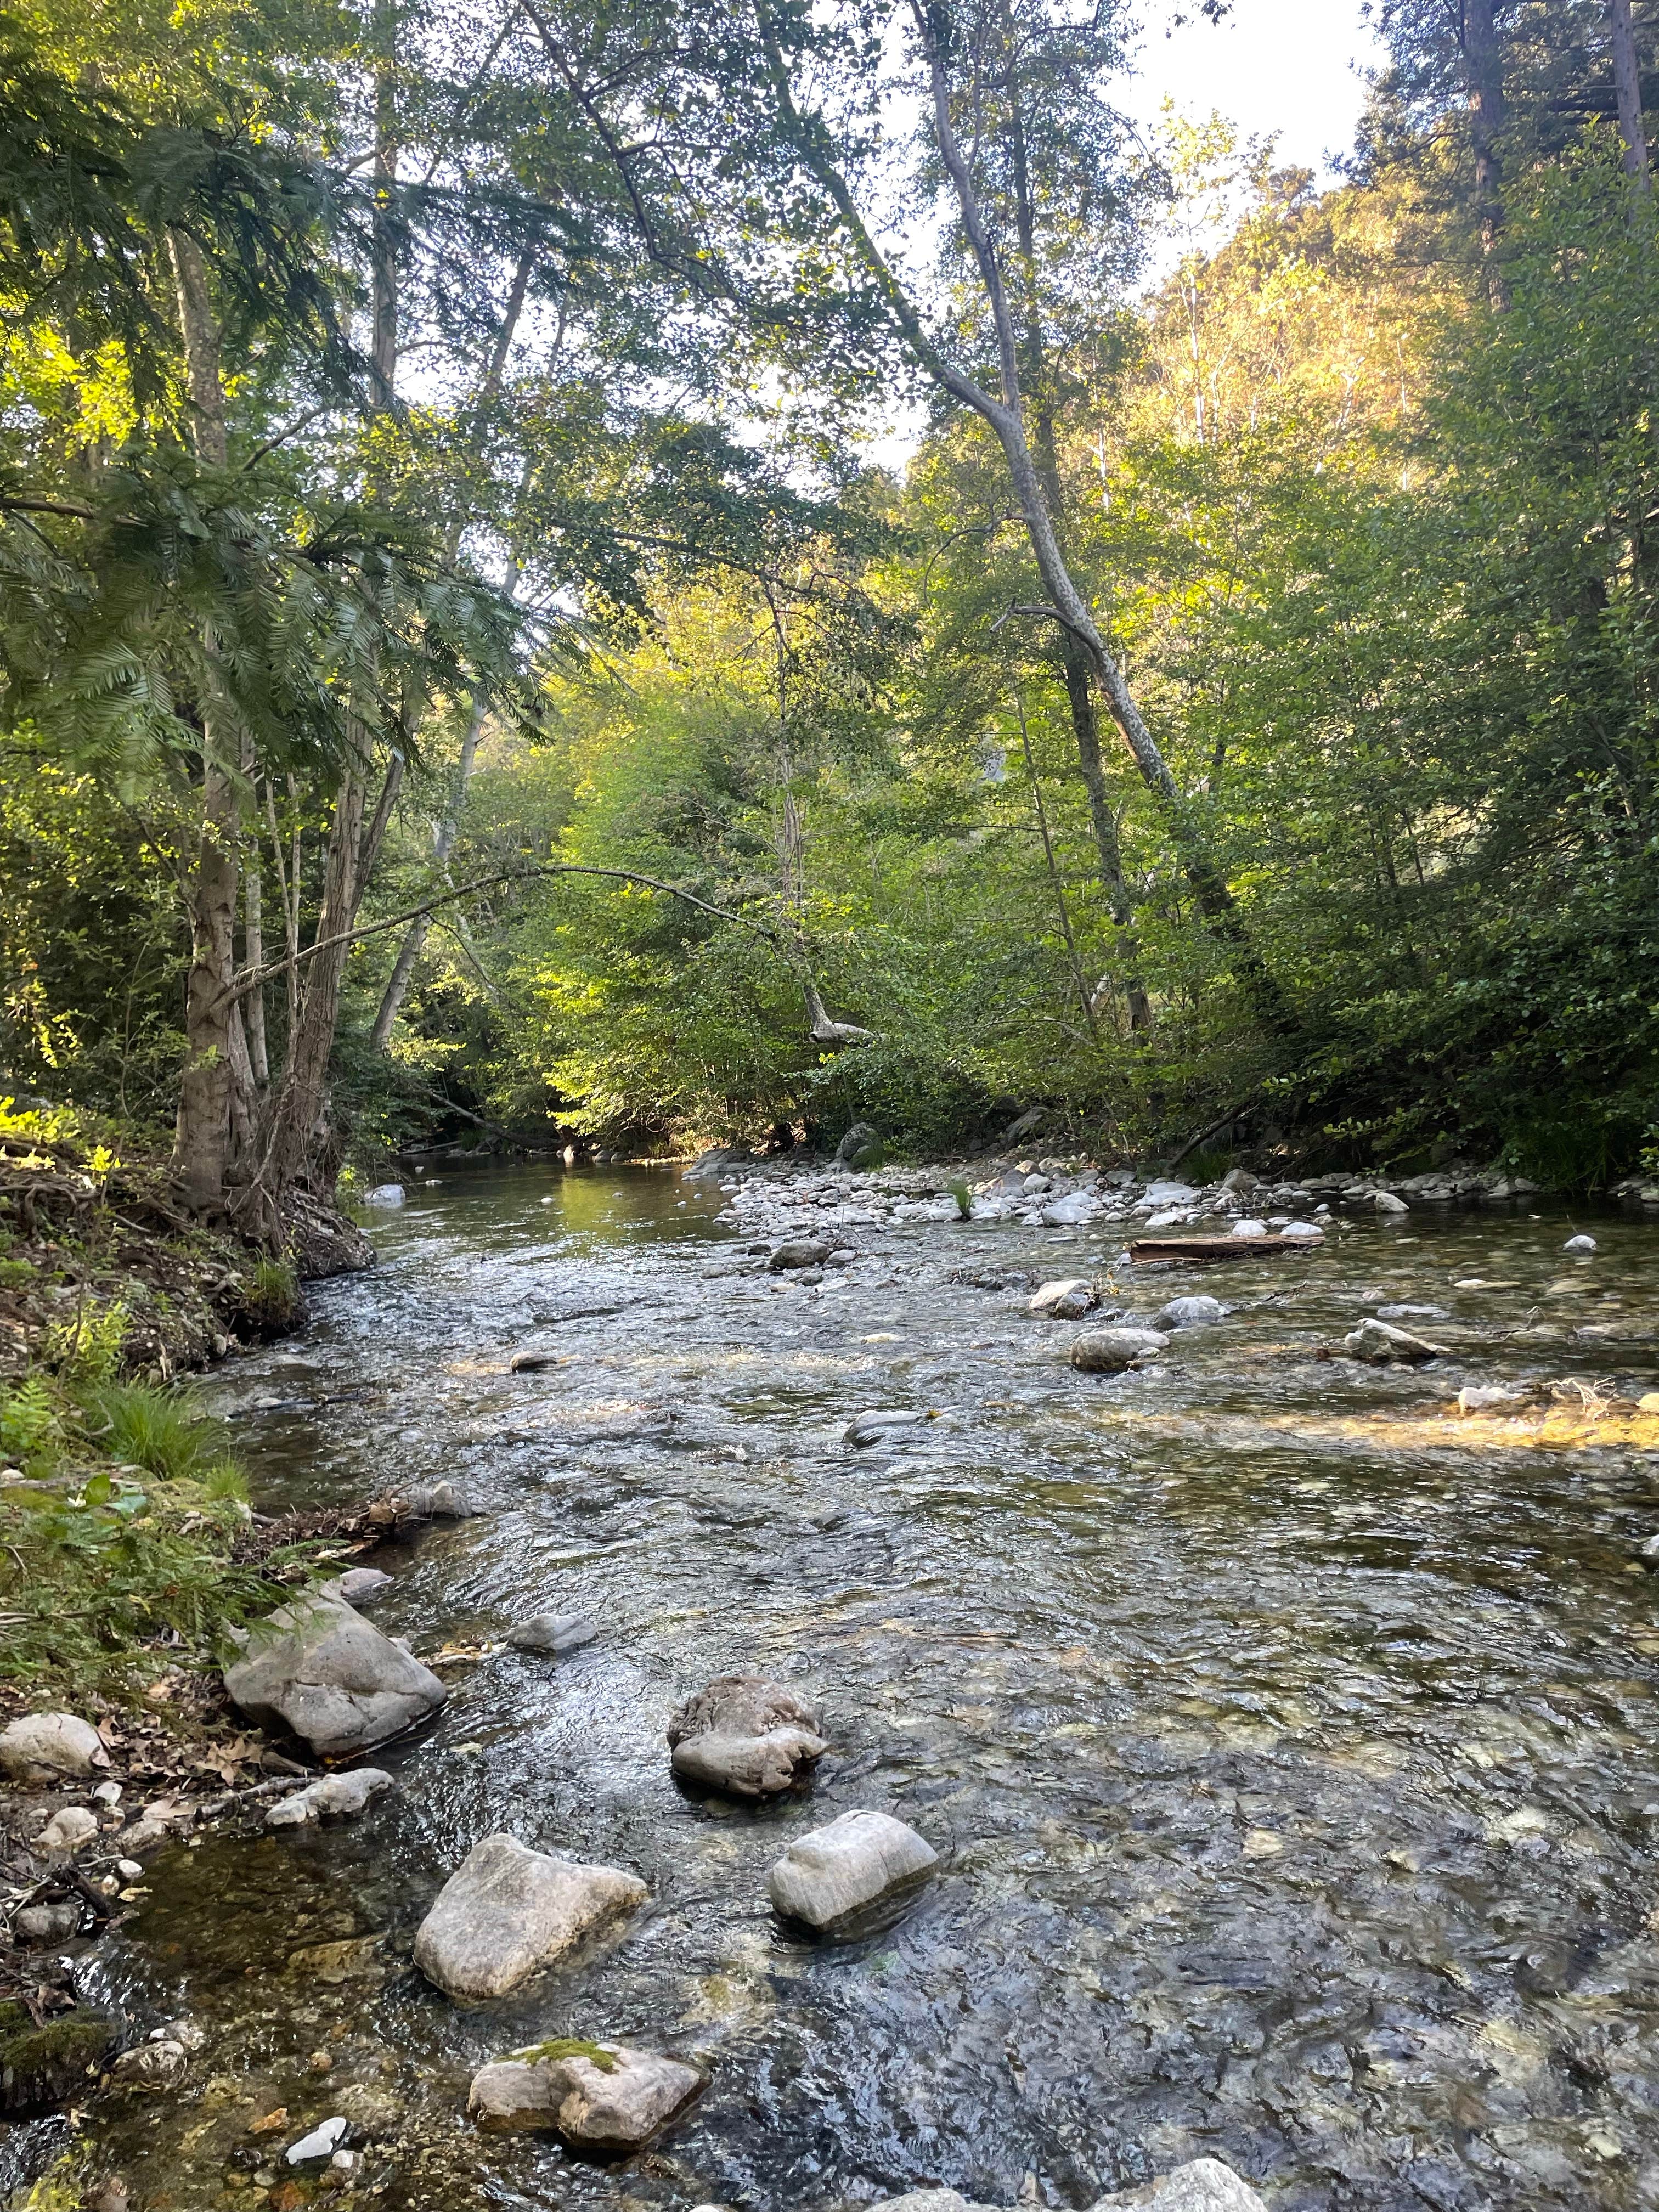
[242,758,269,1086]
[369,274,533,1053]
[1464,0,1510,307]
[167,229,244,1213]
[1610,0,1651,189]
[252,0,400,1212]
[1013,691,1098,1040]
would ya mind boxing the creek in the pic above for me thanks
[21,1164,1659,2209]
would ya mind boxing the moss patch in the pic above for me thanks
[507,2036,617,2072]
[0,2002,114,2113]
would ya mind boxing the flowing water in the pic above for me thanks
[19,1165,1659,2210]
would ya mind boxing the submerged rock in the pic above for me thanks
[768,1809,937,1930]
[1029,1278,1097,1320]
[1456,1384,1528,1414]
[223,1591,446,1758]
[0,1711,108,1784]
[668,1674,826,1798]
[1090,2159,1269,2210]
[110,2039,188,2089]
[507,1612,598,1655]
[335,1568,393,1606]
[844,1408,935,1448]
[1344,1318,1444,1363]
[470,2041,703,2147]
[1070,1328,1169,1374]
[266,1768,394,1829]
[1155,1295,1224,1330]
[363,1183,405,1207]
[1563,1233,1596,1254]
[413,1834,647,2000]
[1374,1192,1409,1215]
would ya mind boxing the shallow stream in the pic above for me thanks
[24,1164,1659,2209]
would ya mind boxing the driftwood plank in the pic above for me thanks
[1128,1235,1317,1263]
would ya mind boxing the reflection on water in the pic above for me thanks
[24,1165,1659,2209]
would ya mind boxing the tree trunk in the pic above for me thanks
[1610,0,1651,188]
[242,758,269,1086]
[167,228,244,1213]
[1464,0,1510,306]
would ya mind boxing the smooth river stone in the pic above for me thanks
[413,1834,647,2000]
[1029,1278,1096,1319]
[222,1592,445,1758]
[469,2044,703,2146]
[668,1674,825,1798]
[1344,1317,1444,1363]
[1070,1327,1169,1373]
[0,1712,108,1782]
[768,1810,936,1929]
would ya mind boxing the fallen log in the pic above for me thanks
[1128,1235,1319,1264]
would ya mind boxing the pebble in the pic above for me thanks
[36,1806,100,1855]
[286,2116,348,2163]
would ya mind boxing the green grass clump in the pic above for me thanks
[945,1176,973,1220]
[0,1372,286,1700]
[240,1257,300,1331]
[1181,1146,1235,1186]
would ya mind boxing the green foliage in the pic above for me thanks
[945,1176,972,1220]
[240,1259,300,1332]
[0,1372,270,1696]
[41,1296,128,1383]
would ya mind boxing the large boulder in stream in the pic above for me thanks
[667,1674,826,1798]
[768,1809,936,1930]
[222,1590,445,1758]
[414,1833,647,2001]
[469,2041,704,2146]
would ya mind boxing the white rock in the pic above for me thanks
[413,1833,647,2000]
[1070,1328,1170,1373]
[266,1768,394,1829]
[1457,1385,1527,1414]
[1143,1181,1198,1205]
[1029,1278,1097,1320]
[1144,1210,1186,1231]
[1229,1219,1268,1240]
[1279,1221,1324,1242]
[1374,1192,1409,1215]
[0,1712,108,1783]
[1041,1192,1097,1226]
[362,1183,405,1207]
[111,2039,188,2087]
[286,2115,348,2163]
[36,1805,100,1855]
[769,1809,937,1929]
[1156,1295,1224,1330]
[1089,2159,1269,2210]
[1563,1234,1596,1253]
[1344,1318,1444,1362]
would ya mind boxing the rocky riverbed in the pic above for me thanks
[4,1155,1658,2211]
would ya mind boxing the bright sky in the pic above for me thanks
[1124,0,1386,183]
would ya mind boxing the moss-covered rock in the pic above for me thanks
[0,2001,114,2112]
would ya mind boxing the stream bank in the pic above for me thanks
[4,1156,1659,2211]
